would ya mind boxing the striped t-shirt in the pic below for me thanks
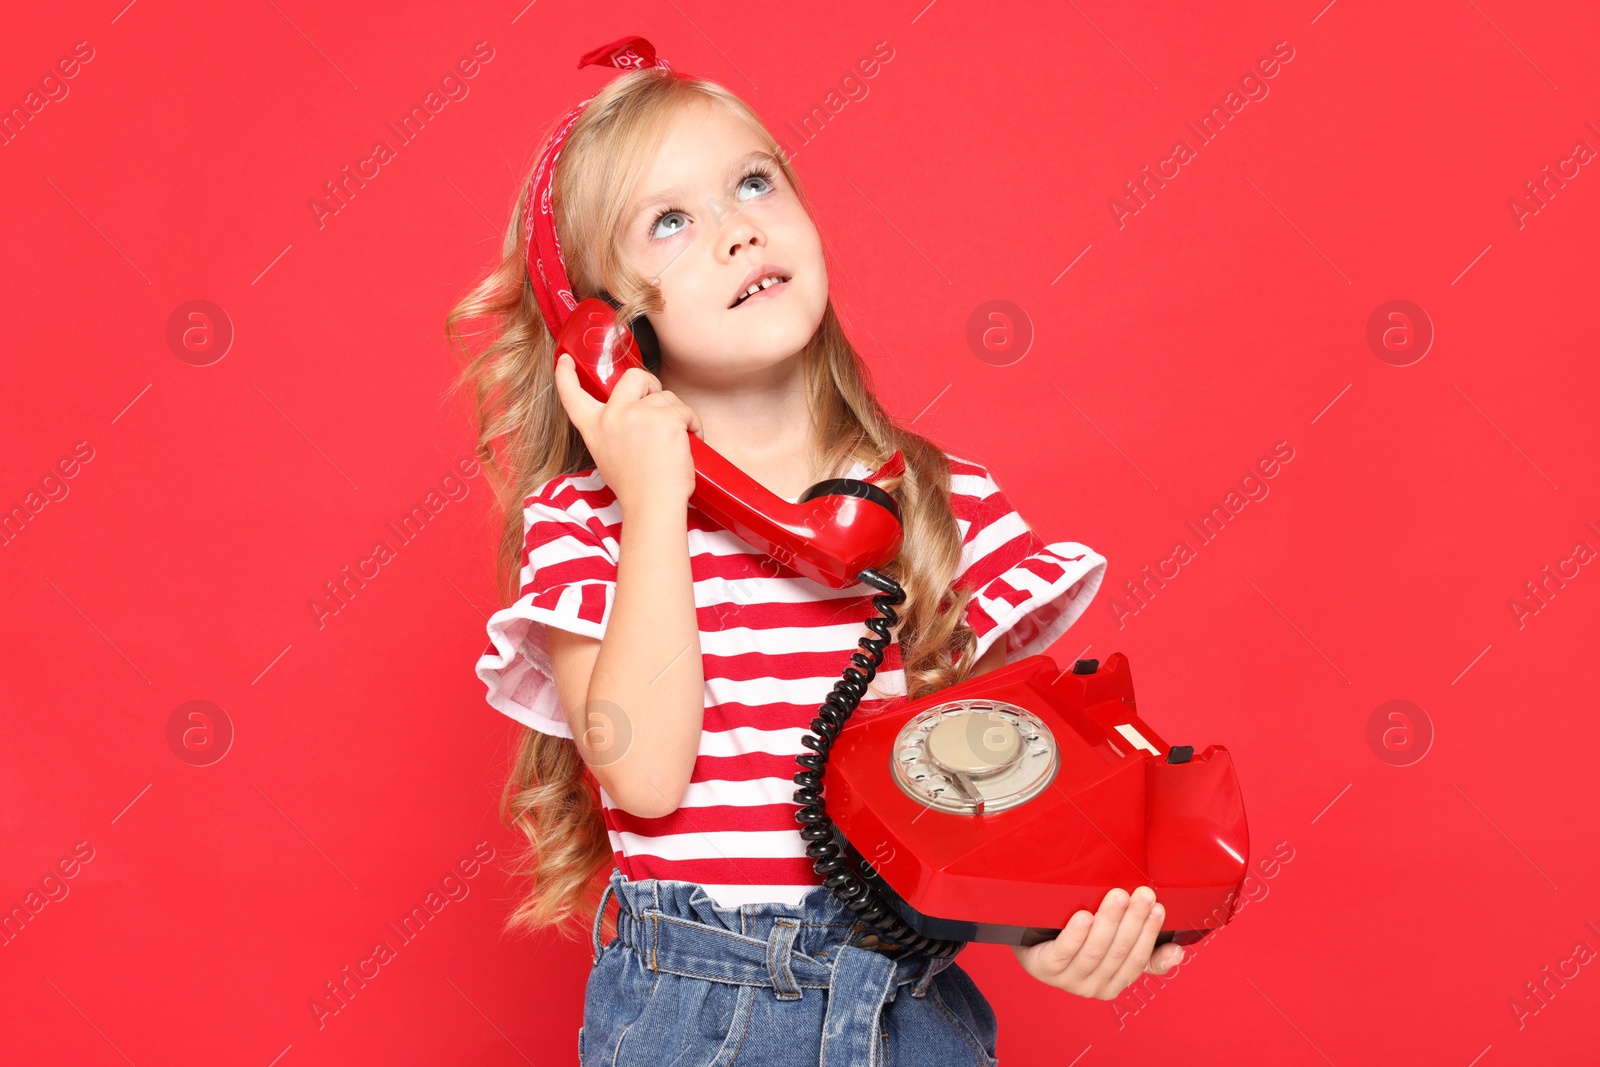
[475,452,1107,908]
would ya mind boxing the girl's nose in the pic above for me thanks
[714,202,764,259]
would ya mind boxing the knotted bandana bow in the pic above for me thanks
[522,36,673,339]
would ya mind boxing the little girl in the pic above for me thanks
[450,35,1182,1066]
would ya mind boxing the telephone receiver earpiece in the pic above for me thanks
[595,290,661,374]
[555,296,904,589]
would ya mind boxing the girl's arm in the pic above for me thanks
[969,639,1006,677]
[546,355,707,820]
[546,500,703,819]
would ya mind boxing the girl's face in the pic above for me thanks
[616,99,828,381]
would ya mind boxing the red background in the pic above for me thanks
[3,1,1598,1064]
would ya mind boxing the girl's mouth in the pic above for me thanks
[730,273,792,309]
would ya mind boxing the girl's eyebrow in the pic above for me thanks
[628,149,776,226]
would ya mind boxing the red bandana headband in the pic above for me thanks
[523,36,673,339]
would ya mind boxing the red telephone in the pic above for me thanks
[558,297,1250,957]
[824,653,1249,949]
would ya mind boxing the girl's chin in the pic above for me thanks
[662,342,811,381]
[664,317,821,364]
[739,306,825,350]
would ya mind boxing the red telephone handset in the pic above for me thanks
[559,297,1249,958]
[556,298,905,589]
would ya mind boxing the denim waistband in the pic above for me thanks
[590,868,963,1063]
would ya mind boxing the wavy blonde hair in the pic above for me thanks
[445,66,986,943]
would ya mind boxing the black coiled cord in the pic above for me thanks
[792,568,966,960]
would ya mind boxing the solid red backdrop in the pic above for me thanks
[2,1,1597,1064]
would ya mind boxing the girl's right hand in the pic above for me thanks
[552,352,703,512]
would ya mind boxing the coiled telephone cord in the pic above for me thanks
[792,567,966,960]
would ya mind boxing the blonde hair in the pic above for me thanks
[445,66,985,944]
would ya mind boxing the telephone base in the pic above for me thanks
[842,838,1215,951]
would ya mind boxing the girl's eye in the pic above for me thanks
[736,171,774,200]
[649,210,688,240]
[647,164,778,241]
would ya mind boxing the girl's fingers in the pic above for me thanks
[1105,899,1165,993]
[1060,889,1128,984]
[644,391,705,440]
[554,355,670,435]
[1042,910,1095,977]
[1147,942,1184,975]
[666,396,705,438]
[1082,888,1151,990]
[610,364,663,401]
[551,353,601,432]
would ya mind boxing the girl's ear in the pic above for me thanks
[596,289,662,372]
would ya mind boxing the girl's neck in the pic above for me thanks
[659,351,819,496]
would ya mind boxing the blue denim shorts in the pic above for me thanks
[579,867,1001,1066]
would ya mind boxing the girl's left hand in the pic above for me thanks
[1010,886,1184,1000]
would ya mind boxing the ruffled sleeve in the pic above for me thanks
[949,457,1107,663]
[475,469,620,738]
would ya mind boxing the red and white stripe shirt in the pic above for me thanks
[475,453,1107,907]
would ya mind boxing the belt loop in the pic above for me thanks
[591,872,618,963]
[819,944,898,1067]
[765,919,803,1001]
[647,881,661,972]
[910,953,956,998]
